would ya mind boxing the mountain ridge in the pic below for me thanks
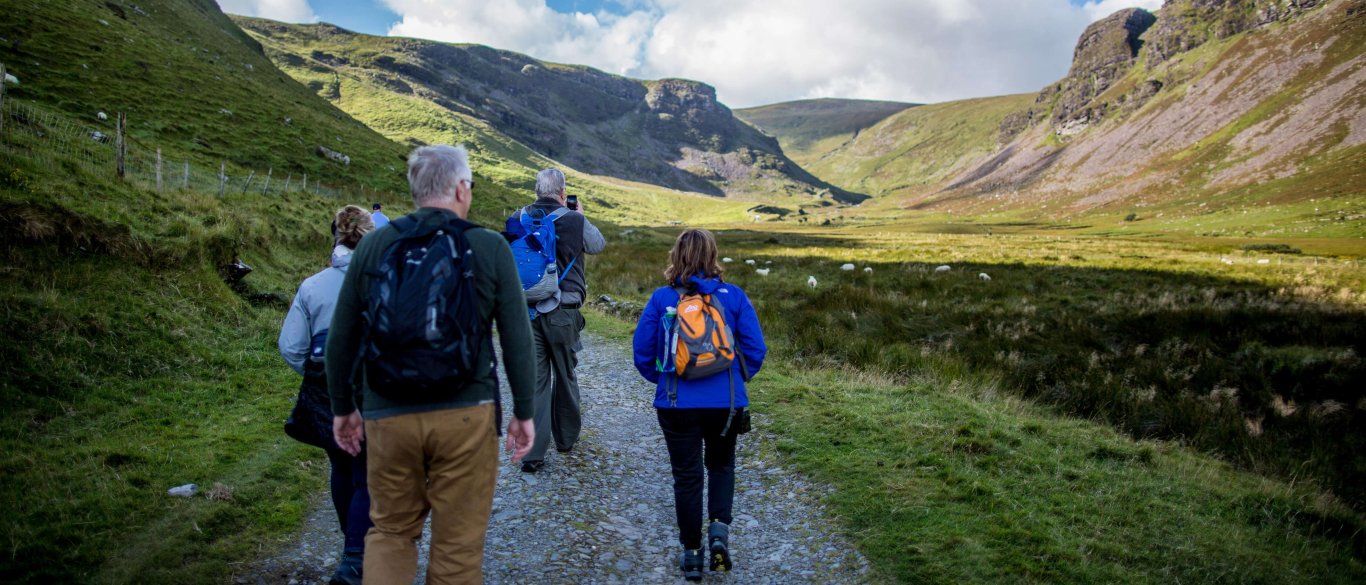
[234,18,868,206]
[733,0,1365,237]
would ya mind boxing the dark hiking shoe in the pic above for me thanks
[679,548,704,581]
[520,460,545,473]
[329,551,362,585]
[708,521,732,572]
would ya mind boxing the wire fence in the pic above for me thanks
[0,93,375,201]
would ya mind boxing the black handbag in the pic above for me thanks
[735,409,752,435]
[284,363,334,449]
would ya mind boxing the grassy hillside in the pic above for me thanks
[735,98,915,162]
[751,94,1034,201]
[0,1,531,582]
[0,0,414,193]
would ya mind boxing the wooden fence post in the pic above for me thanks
[283,172,292,194]
[262,167,272,195]
[218,162,227,197]
[241,170,255,194]
[183,160,189,189]
[1,62,7,137]
[302,173,308,192]
[155,149,163,191]
[115,112,126,179]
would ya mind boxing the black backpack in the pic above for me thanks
[360,215,487,398]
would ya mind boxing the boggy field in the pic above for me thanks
[593,226,1366,510]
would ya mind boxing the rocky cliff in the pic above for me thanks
[923,0,1365,234]
[235,19,864,203]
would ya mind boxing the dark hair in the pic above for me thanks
[334,205,375,249]
[371,202,382,210]
[664,229,723,284]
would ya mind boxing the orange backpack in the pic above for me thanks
[670,287,736,380]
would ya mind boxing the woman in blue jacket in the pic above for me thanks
[633,228,767,581]
[279,205,374,585]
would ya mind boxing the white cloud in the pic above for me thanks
[378,0,1171,108]
[384,0,655,75]
[1082,0,1164,21]
[217,0,317,22]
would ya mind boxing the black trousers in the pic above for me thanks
[657,407,742,550]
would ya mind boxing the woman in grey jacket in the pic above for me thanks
[278,205,374,585]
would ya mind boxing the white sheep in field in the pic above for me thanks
[1256,259,1270,265]
[1220,257,1233,265]
[97,111,108,121]
[979,273,991,281]
[934,265,951,273]
[722,257,733,263]
[765,260,773,265]
[745,259,756,266]
[863,267,873,273]
[755,268,771,276]
[840,263,855,271]
[807,275,818,289]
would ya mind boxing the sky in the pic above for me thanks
[217,0,1166,108]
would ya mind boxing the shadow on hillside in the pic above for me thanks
[801,264,1362,507]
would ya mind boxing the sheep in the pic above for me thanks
[863,267,873,273]
[97,111,108,121]
[934,265,951,273]
[745,259,756,266]
[722,257,733,263]
[1220,257,1233,265]
[807,275,818,289]
[1256,259,1270,265]
[840,263,855,271]
[978,273,991,281]
[755,268,771,276]
[765,260,773,265]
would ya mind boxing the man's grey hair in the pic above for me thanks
[407,144,472,206]
[535,168,566,199]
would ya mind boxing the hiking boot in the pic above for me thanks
[329,551,362,585]
[679,548,704,582]
[708,521,732,572]
[520,460,545,473]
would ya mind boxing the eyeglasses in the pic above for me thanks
[464,178,475,189]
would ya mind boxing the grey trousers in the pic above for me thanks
[526,307,585,462]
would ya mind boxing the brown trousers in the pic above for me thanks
[363,403,498,585]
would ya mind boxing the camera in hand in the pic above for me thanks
[566,195,579,210]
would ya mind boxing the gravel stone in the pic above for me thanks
[237,333,870,584]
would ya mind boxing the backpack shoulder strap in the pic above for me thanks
[546,207,570,222]
[390,214,419,235]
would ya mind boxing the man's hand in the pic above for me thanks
[506,417,535,463]
[333,412,364,456]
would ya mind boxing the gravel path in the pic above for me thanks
[240,332,870,584]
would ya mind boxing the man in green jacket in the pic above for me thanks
[326,144,536,584]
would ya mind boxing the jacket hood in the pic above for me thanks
[683,274,723,294]
[330,245,353,270]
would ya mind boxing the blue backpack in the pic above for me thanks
[506,206,574,304]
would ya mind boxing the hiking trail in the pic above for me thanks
[239,332,871,584]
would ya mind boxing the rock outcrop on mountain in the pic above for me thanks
[928,0,1363,230]
[235,19,864,203]
[1145,0,1324,65]
[1044,8,1157,135]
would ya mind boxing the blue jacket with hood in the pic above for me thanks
[632,275,767,409]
